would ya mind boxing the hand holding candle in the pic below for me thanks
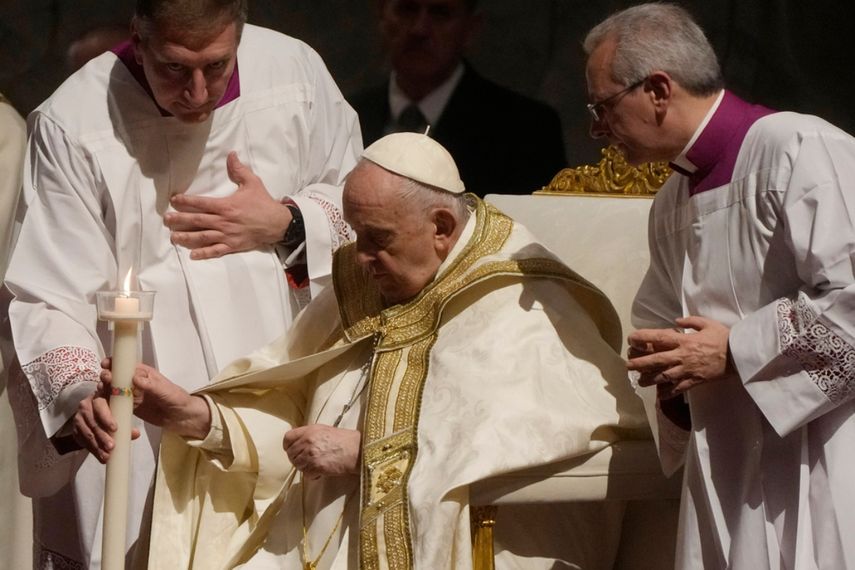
[70,364,142,463]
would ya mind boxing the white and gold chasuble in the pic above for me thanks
[150,199,648,569]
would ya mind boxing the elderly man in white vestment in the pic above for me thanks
[3,0,361,567]
[84,132,649,569]
[583,4,855,569]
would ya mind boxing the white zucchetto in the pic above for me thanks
[361,132,465,194]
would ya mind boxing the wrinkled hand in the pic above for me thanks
[626,316,733,398]
[130,364,210,439]
[72,358,141,463]
[627,342,664,393]
[164,151,293,259]
[283,424,361,478]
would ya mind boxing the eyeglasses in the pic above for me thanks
[586,78,646,122]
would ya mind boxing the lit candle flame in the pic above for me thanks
[122,268,133,295]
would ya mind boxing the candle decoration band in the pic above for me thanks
[110,386,134,397]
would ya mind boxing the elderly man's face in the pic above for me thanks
[585,39,659,165]
[344,162,446,306]
[380,0,477,89]
[132,21,238,123]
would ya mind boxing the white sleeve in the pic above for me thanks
[5,113,117,494]
[631,190,684,330]
[286,47,361,298]
[630,185,691,469]
[0,100,25,280]
[730,129,855,437]
[183,394,235,467]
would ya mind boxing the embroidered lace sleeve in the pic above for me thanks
[729,130,855,437]
[279,191,354,308]
[9,346,99,496]
[20,346,100,413]
[733,290,855,437]
[776,296,855,405]
[309,193,354,251]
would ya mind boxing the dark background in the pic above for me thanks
[1,0,852,167]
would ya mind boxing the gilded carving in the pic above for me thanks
[536,145,671,196]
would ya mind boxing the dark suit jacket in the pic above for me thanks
[348,65,566,197]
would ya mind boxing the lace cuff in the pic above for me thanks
[18,346,100,441]
[21,346,100,412]
[35,544,84,570]
[309,193,354,251]
[777,295,855,405]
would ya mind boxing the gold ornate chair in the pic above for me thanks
[474,147,679,570]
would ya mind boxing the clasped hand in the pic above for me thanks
[626,316,732,399]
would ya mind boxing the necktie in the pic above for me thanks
[396,104,428,133]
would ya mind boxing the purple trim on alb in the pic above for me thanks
[684,91,776,196]
[111,40,241,117]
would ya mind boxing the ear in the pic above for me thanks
[431,208,458,258]
[646,71,673,111]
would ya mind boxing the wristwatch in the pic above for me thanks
[281,204,305,249]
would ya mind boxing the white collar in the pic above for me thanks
[388,63,465,127]
[671,89,725,174]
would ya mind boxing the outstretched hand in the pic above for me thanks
[283,424,361,479]
[73,359,211,463]
[626,316,733,398]
[130,364,211,439]
[164,151,293,259]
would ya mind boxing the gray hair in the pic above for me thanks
[397,177,471,223]
[584,3,723,96]
[349,158,471,223]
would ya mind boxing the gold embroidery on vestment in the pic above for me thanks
[334,197,615,569]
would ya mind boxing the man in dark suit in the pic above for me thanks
[349,0,566,197]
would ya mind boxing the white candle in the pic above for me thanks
[114,295,139,315]
[101,293,140,570]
